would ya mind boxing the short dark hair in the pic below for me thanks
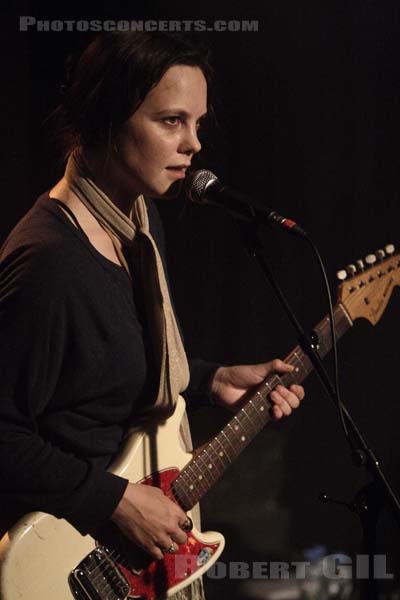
[52,32,213,157]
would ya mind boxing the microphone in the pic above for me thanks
[185,169,307,238]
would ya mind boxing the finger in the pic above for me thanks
[160,540,178,554]
[290,384,305,401]
[170,527,187,545]
[274,397,292,416]
[270,389,292,409]
[272,404,284,420]
[274,385,300,409]
[157,535,177,553]
[168,498,187,522]
[270,391,292,416]
[149,544,165,561]
[270,359,295,374]
[134,534,165,561]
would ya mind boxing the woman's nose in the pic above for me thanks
[180,125,202,156]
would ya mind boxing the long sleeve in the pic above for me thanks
[0,241,129,535]
[185,358,220,406]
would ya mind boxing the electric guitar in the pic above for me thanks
[0,245,398,600]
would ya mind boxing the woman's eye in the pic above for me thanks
[163,116,181,126]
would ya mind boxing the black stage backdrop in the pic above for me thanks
[2,2,400,598]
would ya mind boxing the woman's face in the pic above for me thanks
[112,64,208,199]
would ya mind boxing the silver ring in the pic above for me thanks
[163,543,177,554]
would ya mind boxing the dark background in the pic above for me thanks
[2,1,400,598]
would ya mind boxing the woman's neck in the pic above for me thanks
[81,149,138,217]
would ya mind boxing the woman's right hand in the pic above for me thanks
[111,483,188,560]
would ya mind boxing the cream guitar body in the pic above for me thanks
[0,396,225,600]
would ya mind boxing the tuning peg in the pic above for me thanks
[337,270,347,281]
[365,254,377,266]
[385,244,395,255]
[376,249,385,261]
[356,259,365,271]
[346,264,357,276]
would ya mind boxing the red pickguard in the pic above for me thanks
[99,468,220,600]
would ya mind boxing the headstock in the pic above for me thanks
[337,244,400,325]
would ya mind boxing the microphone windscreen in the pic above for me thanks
[185,169,218,203]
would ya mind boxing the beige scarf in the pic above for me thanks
[65,151,190,418]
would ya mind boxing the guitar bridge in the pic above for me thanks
[69,546,130,600]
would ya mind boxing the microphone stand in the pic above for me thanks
[237,220,400,600]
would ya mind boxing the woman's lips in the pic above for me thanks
[166,166,188,178]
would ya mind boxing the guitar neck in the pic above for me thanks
[172,303,353,510]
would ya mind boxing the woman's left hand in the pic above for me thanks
[211,359,305,419]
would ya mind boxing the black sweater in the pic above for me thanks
[0,193,216,535]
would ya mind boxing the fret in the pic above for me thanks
[233,415,251,446]
[172,482,194,510]
[199,443,224,479]
[294,352,312,379]
[173,302,354,509]
[175,444,222,508]
[172,483,185,508]
[180,464,205,497]
[266,374,281,390]
[208,441,228,473]
[241,404,261,435]
[213,435,233,464]
[249,399,270,426]
[209,439,228,469]
[200,446,220,481]
[219,428,238,458]
[293,349,309,372]
[255,390,272,413]
[226,421,245,452]
[259,379,273,395]
[212,433,230,458]
[290,350,311,379]
[315,318,331,355]
[185,460,210,496]
[234,413,253,439]
[271,374,285,388]
[284,367,299,386]
[192,451,217,487]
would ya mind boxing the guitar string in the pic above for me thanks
[77,297,375,595]
[122,306,350,523]
[90,309,348,589]
[176,369,298,507]
[86,548,128,597]
[175,391,273,507]
[174,409,256,505]
[175,361,310,507]
[174,388,275,506]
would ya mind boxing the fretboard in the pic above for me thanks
[172,303,353,510]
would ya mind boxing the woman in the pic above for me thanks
[0,31,304,596]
